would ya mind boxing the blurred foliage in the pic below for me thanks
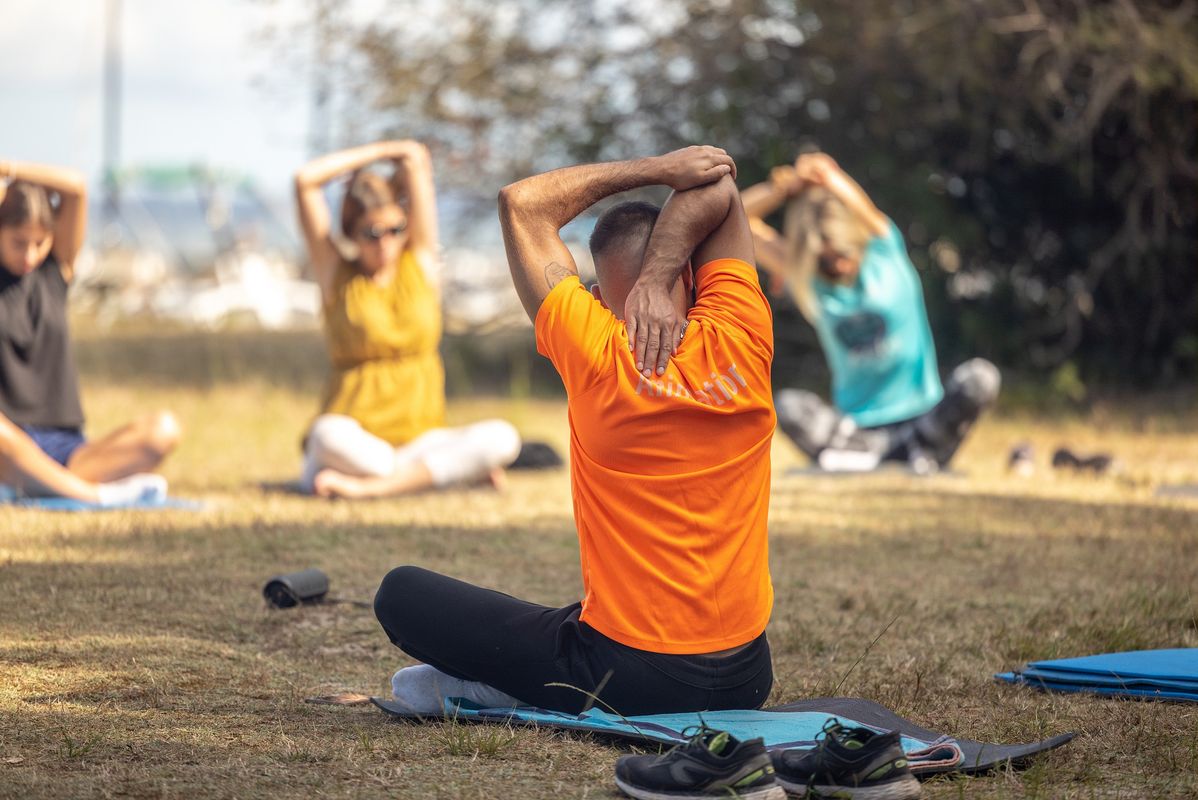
[271,0,1197,387]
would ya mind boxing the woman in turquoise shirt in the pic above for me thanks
[743,152,999,472]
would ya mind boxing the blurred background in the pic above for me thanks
[2,0,1195,403]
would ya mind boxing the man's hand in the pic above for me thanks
[622,147,737,375]
[625,282,686,377]
[649,146,737,191]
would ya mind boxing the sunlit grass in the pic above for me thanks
[0,329,1195,798]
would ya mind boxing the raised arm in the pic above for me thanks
[624,173,755,375]
[740,165,806,295]
[387,141,438,262]
[740,165,802,221]
[796,153,888,237]
[748,217,790,294]
[294,141,417,299]
[0,160,87,280]
[497,146,735,322]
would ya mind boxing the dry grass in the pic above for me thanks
[1,329,1197,799]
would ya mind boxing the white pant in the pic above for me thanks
[301,414,522,492]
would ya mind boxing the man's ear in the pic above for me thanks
[589,283,608,309]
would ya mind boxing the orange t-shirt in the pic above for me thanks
[535,258,776,654]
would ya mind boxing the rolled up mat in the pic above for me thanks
[263,568,330,608]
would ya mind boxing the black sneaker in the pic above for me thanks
[771,718,921,799]
[614,725,786,800]
[1051,446,1114,474]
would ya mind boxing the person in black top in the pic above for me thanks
[0,160,180,505]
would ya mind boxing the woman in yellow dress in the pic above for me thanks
[294,141,520,498]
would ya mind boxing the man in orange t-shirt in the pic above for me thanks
[373,147,776,715]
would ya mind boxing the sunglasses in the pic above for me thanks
[357,222,408,241]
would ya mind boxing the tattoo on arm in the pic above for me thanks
[544,261,573,289]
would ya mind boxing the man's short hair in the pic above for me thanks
[589,201,661,259]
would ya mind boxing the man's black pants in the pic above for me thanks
[374,566,773,715]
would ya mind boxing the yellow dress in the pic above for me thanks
[317,250,446,446]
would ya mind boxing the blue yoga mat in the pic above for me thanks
[373,695,1076,775]
[1026,649,1198,683]
[4,496,203,512]
[997,673,1198,702]
[1018,666,1198,692]
[997,648,1198,702]
[446,701,950,758]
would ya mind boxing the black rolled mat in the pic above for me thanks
[372,695,1074,777]
[773,697,1075,776]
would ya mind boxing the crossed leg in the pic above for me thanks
[67,410,182,482]
[0,414,102,501]
[0,409,179,502]
[303,415,521,499]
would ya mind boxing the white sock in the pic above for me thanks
[96,474,168,507]
[390,664,526,715]
[818,448,882,472]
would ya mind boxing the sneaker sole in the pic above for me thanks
[778,774,921,800]
[614,775,787,800]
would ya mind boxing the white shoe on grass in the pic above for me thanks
[96,474,168,507]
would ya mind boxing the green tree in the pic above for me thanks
[272,0,1198,385]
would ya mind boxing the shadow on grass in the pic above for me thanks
[774,478,1198,541]
[0,514,585,638]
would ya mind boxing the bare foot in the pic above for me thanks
[312,468,369,499]
[487,467,508,492]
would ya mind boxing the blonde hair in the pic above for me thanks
[781,187,872,321]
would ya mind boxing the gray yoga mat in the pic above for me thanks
[773,697,1074,775]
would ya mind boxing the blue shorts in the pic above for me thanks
[19,425,87,467]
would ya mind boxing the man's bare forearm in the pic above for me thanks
[638,176,738,287]
[499,146,736,323]
[499,159,656,319]
[498,158,661,233]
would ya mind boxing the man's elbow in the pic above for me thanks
[683,173,739,219]
[712,173,740,205]
[496,182,528,220]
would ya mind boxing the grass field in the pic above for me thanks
[2,329,1197,799]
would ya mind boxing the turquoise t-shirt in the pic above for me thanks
[812,219,943,427]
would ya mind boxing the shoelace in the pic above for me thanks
[655,722,727,764]
[814,717,847,750]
